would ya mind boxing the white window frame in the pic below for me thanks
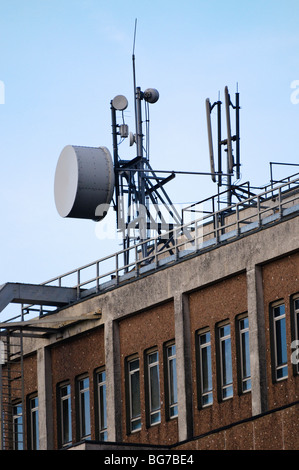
[12,403,23,450]
[96,370,107,441]
[127,357,141,433]
[29,396,39,450]
[238,316,251,393]
[293,297,299,374]
[58,383,72,447]
[77,376,91,440]
[146,350,161,426]
[198,330,213,407]
[166,343,178,419]
[218,323,233,400]
[272,303,288,381]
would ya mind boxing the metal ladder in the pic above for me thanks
[0,329,24,450]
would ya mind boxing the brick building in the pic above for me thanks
[0,172,299,451]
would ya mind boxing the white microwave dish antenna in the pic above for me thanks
[54,145,115,221]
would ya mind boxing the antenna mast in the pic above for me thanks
[55,24,231,271]
[110,20,183,267]
[205,85,250,210]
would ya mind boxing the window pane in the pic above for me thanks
[79,379,90,438]
[149,352,158,364]
[62,401,70,442]
[33,410,39,450]
[128,358,141,432]
[275,316,287,366]
[80,377,89,391]
[30,398,39,450]
[219,325,233,399]
[202,393,213,406]
[222,337,232,386]
[240,317,249,330]
[243,378,251,391]
[220,325,230,337]
[61,384,70,397]
[130,359,139,372]
[200,332,210,345]
[199,332,213,406]
[222,384,233,399]
[274,304,285,318]
[60,384,72,446]
[99,384,107,430]
[13,404,23,450]
[241,329,251,379]
[84,393,90,436]
[97,371,107,437]
[131,418,141,431]
[202,345,212,393]
[150,364,160,412]
[169,357,177,405]
[151,411,161,424]
[170,404,178,417]
[167,345,176,358]
[277,365,288,379]
[147,352,161,425]
[166,345,178,418]
[131,369,140,419]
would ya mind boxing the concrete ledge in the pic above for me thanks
[0,282,78,314]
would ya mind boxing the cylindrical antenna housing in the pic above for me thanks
[54,145,115,221]
[205,98,216,183]
[224,86,234,174]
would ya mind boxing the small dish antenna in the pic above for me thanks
[143,88,159,104]
[112,95,128,111]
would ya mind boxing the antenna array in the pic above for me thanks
[54,26,246,269]
[205,85,253,209]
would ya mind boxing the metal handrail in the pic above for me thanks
[18,174,299,319]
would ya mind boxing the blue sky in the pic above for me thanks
[0,0,299,296]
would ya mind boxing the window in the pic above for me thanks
[271,303,288,381]
[127,358,141,432]
[96,370,107,441]
[218,324,233,400]
[13,403,23,450]
[28,396,39,450]
[237,316,251,392]
[77,377,91,440]
[58,383,72,447]
[165,343,178,418]
[146,350,161,426]
[197,330,213,407]
[292,297,299,374]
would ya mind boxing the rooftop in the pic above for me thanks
[1,170,299,329]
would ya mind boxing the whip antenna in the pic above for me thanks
[132,19,138,136]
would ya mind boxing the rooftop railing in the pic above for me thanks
[10,173,299,321]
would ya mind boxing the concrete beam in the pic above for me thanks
[247,265,268,415]
[174,292,193,441]
[0,282,78,314]
[105,317,122,442]
[37,347,54,450]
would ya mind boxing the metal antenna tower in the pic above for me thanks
[54,23,227,268]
